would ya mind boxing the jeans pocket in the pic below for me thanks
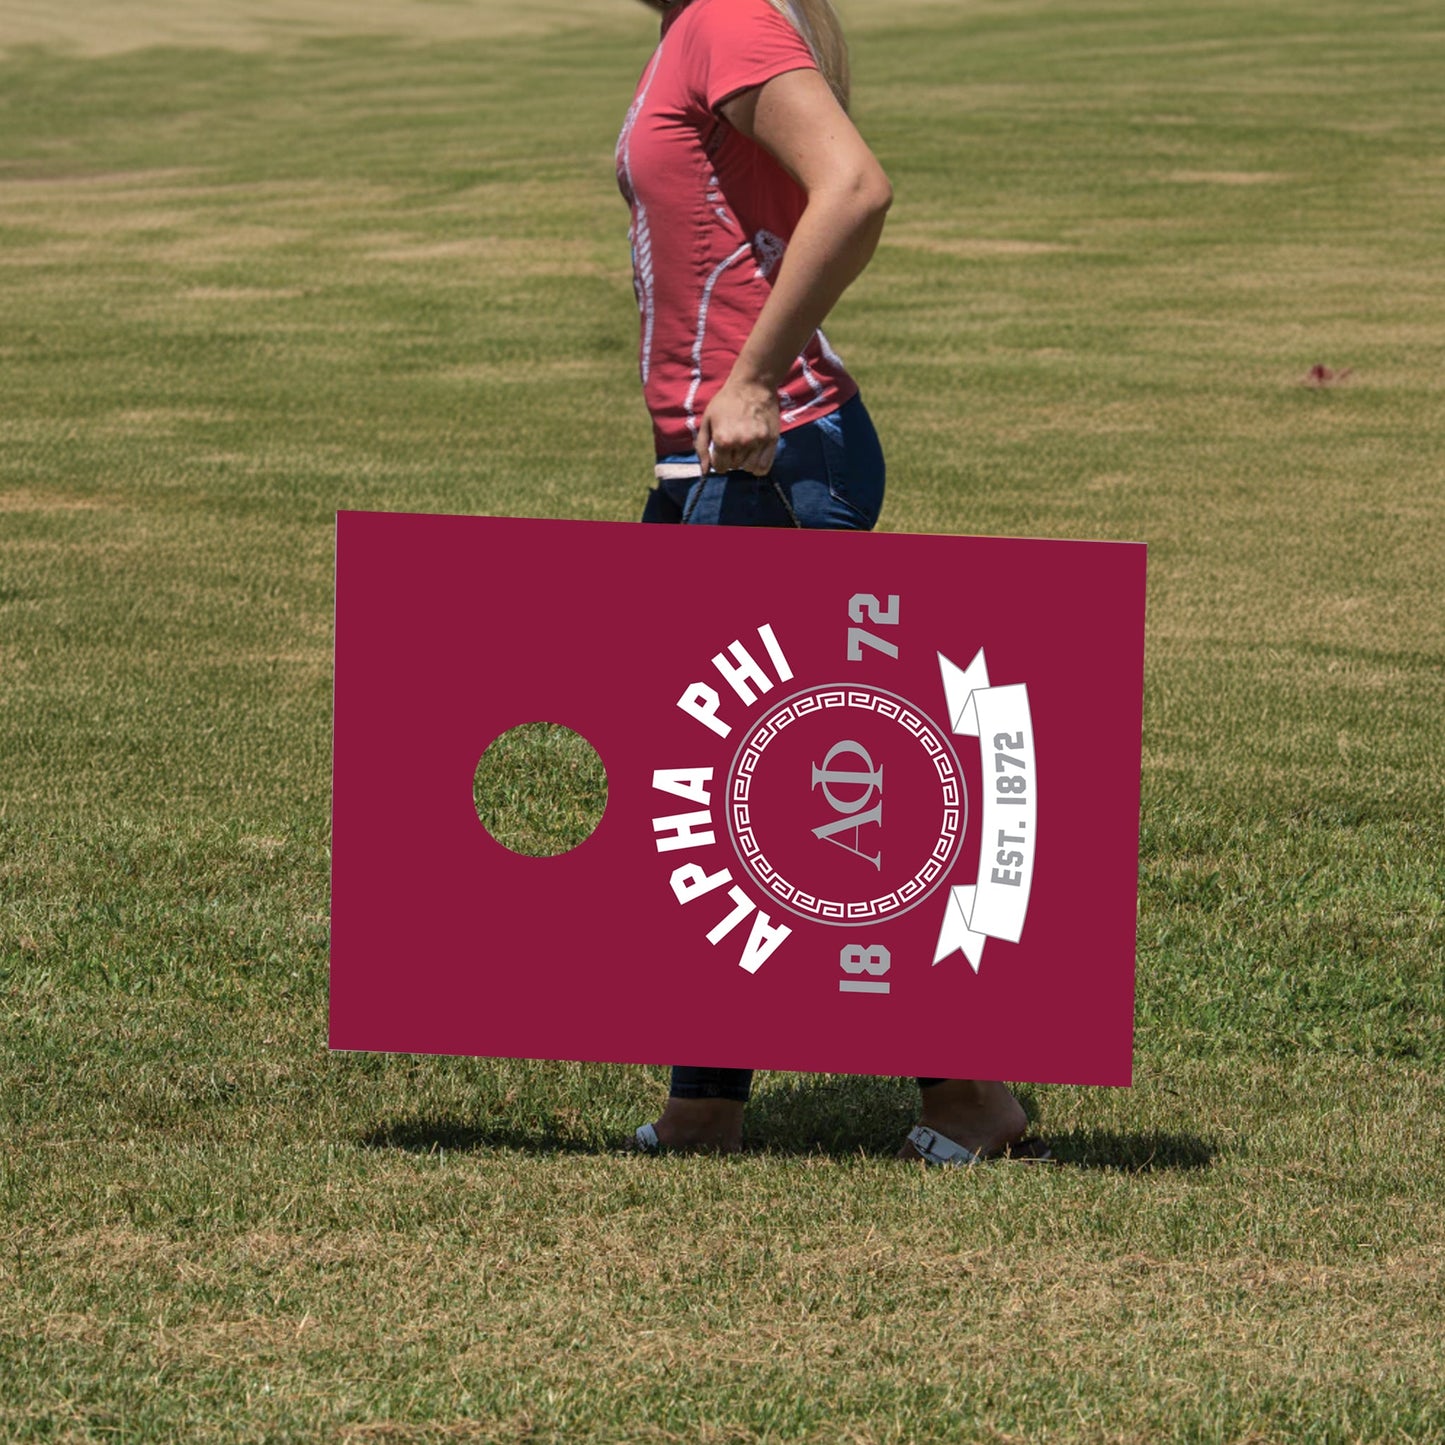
[819,402,884,530]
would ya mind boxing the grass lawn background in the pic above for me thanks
[1,1,1442,1439]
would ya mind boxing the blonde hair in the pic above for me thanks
[767,0,851,112]
[645,0,852,112]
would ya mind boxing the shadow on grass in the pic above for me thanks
[361,1115,1217,1172]
[1035,1128,1217,1172]
[734,1077,1214,1170]
[742,1080,1218,1170]
[362,1078,1217,1172]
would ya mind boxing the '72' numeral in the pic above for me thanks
[847,593,900,661]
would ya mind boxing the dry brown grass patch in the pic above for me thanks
[0,488,111,512]
[359,234,611,279]
[0,167,201,193]
[184,285,309,302]
[1164,170,1293,185]
[441,358,615,385]
[0,0,643,59]
[882,230,1069,260]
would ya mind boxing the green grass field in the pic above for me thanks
[2,1,1442,1439]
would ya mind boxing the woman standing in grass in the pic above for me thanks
[620,0,1046,1164]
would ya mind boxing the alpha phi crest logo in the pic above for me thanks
[651,599,1037,989]
[728,682,967,926]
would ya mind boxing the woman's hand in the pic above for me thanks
[696,374,780,476]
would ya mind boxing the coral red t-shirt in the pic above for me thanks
[616,0,858,457]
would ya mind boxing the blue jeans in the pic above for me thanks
[642,391,885,530]
[641,393,942,1104]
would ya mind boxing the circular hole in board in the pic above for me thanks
[473,721,608,857]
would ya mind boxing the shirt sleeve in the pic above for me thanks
[683,0,819,114]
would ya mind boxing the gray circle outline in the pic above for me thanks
[723,682,970,927]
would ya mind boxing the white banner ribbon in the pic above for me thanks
[933,650,1036,971]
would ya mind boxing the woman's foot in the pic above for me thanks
[898,1080,1029,1162]
[643,1097,745,1154]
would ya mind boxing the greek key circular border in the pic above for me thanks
[725,685,967,926]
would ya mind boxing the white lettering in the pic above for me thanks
[670,862,732,904]
[738,911,792,974]
[677,683,730,739]
[711,640,774,706]
[652,767,713,806]
[652,810,716,852]
[705,886,755,944]
[679,625,791,737]
[757,622,793,683]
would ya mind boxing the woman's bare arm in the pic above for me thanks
[697,66,892,477]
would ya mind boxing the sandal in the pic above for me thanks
[905,1124,1054,1166]
[630,1122,661,1153]
[625,1122,745,1155]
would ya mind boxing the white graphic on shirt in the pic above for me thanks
[617,43,667,387]
[707,173,734,231]
[752,229,785,279]
[780,335,830,425]
[634,212,657,385]
[817,328,846,371]
[684,242,754,440]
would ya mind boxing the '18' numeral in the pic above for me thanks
[839,943,891,994]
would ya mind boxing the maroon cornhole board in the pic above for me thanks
[330,513,1145,1086]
